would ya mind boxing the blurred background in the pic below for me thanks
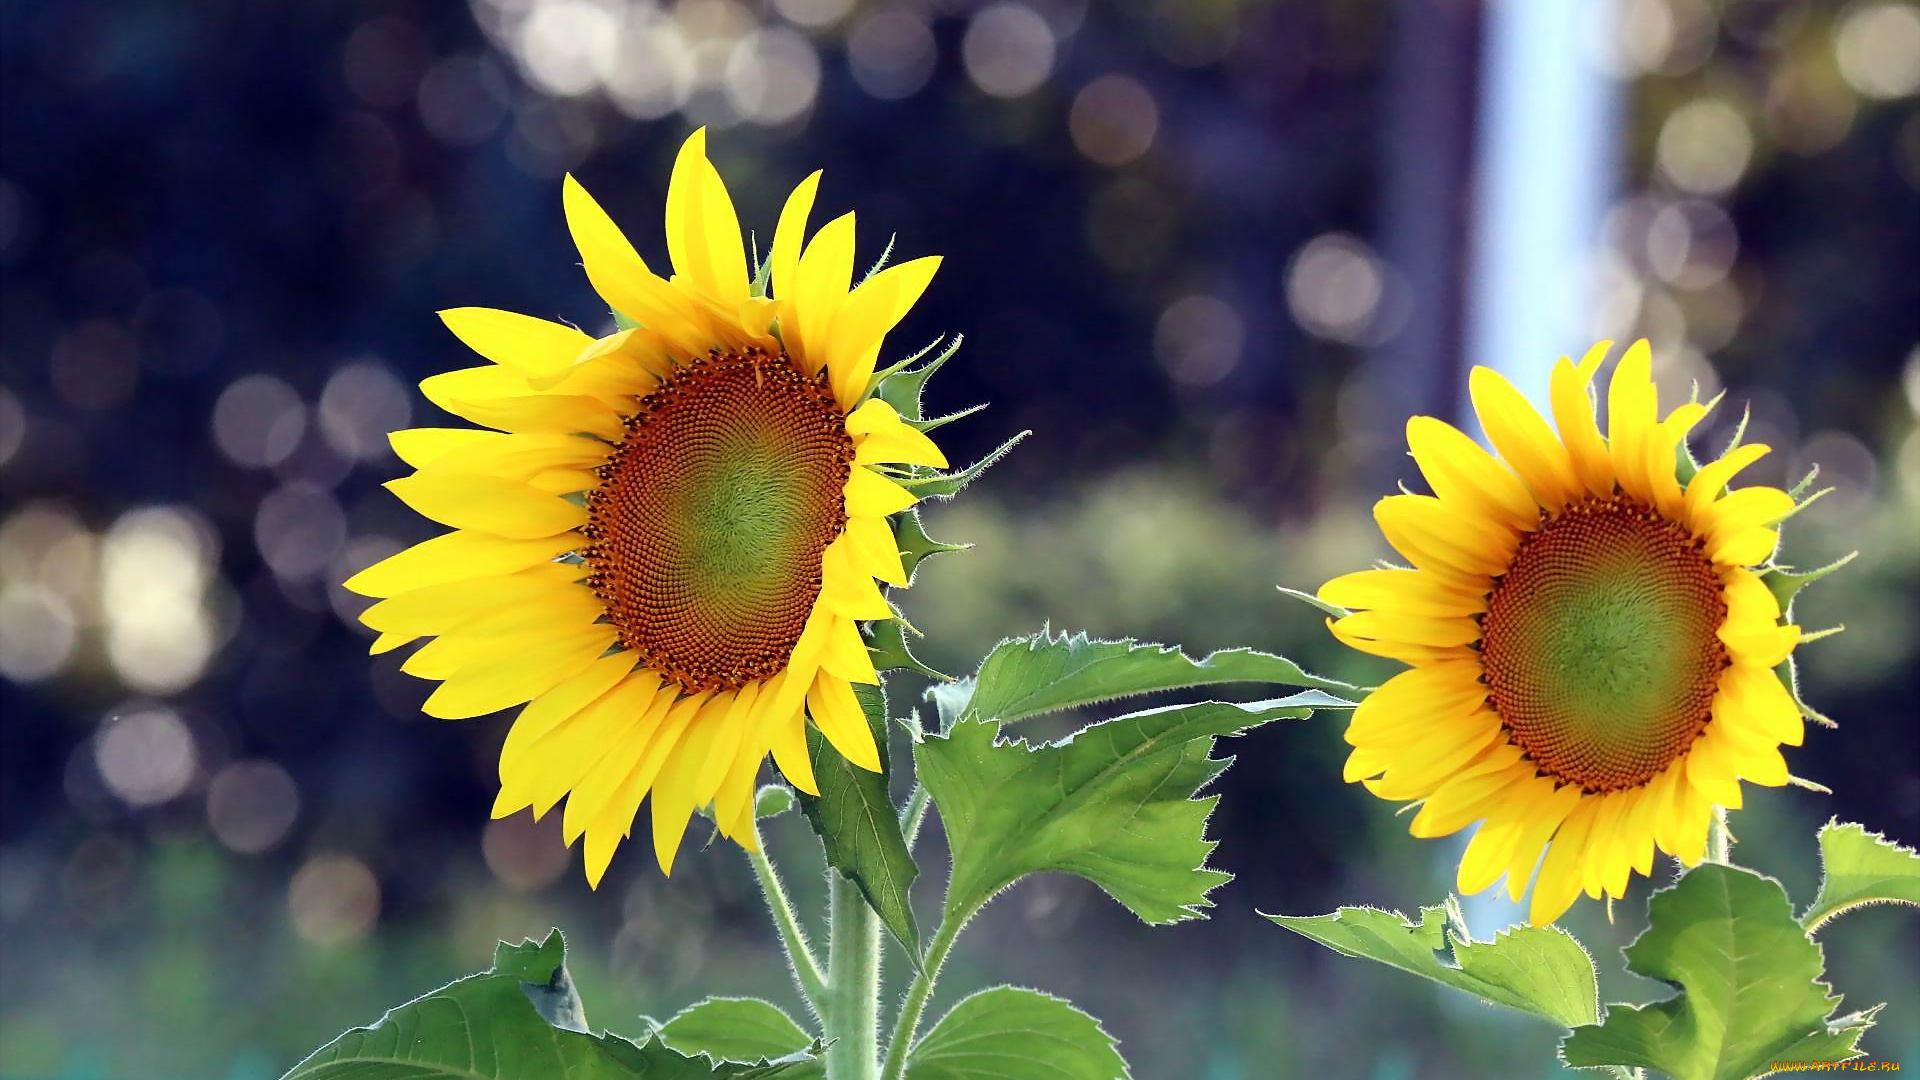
[3,0,1918,1075]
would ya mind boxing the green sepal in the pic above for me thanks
[613,310,641,332]
[797,681,923,963]
[1264,901,1600,1029]
[1775,653,1837,728]
[903,430,1029,501]
[895,507,970,584]
[1760,552,1857,616]
[1560,864,1877,1080]
[876,335,963,423]
[1275,584,1351,620]
[866,611,952,681]
[1802,820,1920,932]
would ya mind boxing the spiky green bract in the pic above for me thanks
[1803,820,1920,932]
[1560,865,1877,1080]
[282,931,821,1080]
[1265,902,1599,1029]
[906,988,1127,1080]
[657,998,814,1065]
[948,629,1359,729]
[918,694,1326,927]
[798,681,921,960]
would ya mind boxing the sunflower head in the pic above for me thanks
[1320,340,1830,924]
[345,129,977,887]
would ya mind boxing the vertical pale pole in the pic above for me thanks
[1461,0,1618,414]
[1458,0,1619,932]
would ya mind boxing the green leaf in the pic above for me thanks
[798,681,922,960]
[658,998,812,1062]
[918,694,1323,925]
[1803,820,1920,931]
[284,931,820,1079]
[907,987,1127,1080]
[1560,864,1875,1080]
[954,629,1357,726]
[1263,902,1598,1029]
[1760,552,1856,615]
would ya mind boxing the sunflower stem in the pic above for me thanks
[878,906,968,1080]
[1706,807,1734,865]
[824,873,882,1080]
[746,819,827,1019]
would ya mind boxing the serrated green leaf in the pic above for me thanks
[1760,553,1857,616]
[954,629,1357,726]
[1263,904,1598,1029]
[918,695,1323,925]
[895,508,969,584]
[658,998,812,1062]
[903,431,1027,501]
[798,681,922,960]
[284,932,820,1080]
[1560,864,1875,1080]
[1803,820,1920,931]
[907,987,1128,1080]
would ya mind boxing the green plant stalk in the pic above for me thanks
[1706,806,1733,865]
[877,907,969,1080]
[746,821,827,1018]
[824,873,882,1080]
[899,783,930,847]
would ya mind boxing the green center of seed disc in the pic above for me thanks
[1479,495,1729,792]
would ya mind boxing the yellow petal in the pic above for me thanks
[1318,568,1487,618]
[1700,487,1796,551]
[1330,610,1483,650]
[843,514,907,587]
[1408,763,1533,838]
[359,565,583,638]
[1528,796,1601,925]
[828,257,941,411]
[766,687,818,795]
[1373,494,1517,579]
[1550,342,1614,496]
[850,400,949,468]
[1469,366,1581,510]
[1502,781,1585,901]
[438,307,596,380]
[1684,443,1770,530]
[844,466,917,517]
[422,625,615,719]
[500,653,642,769]
[807,671,881,772]
[819,536,895,621]
[1714,665,1803,746]
[384,473,587,538]
[344,530,578,598]
[770,170,822,303]
[1708,526,1779,567]
[665,129,750,307]
[442,393,625,440]
[1648,401,1710,521]
[1458,816,1527,895]
[818,615,879,685]
[389,428,507,469]
[1405,416,1539,531]
[1606,341,1659,503]
[694,682,762,806]
[789,212,856,375]
[562,173,655,321]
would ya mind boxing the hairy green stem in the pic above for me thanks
[746,821,827,1018]
[899,784,931,848]
[1706,807,1733,865]
[878,907,968,1080]
[825,874,882,1080]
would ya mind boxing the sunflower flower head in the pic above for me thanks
[346,129,970,887]
[1320,340,1829,925]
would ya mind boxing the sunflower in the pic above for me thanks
[1320,340,1811,924]
[345,130,949,886]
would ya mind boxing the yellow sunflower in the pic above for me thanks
[1321,340,1809,925]
[344,129,948,886]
